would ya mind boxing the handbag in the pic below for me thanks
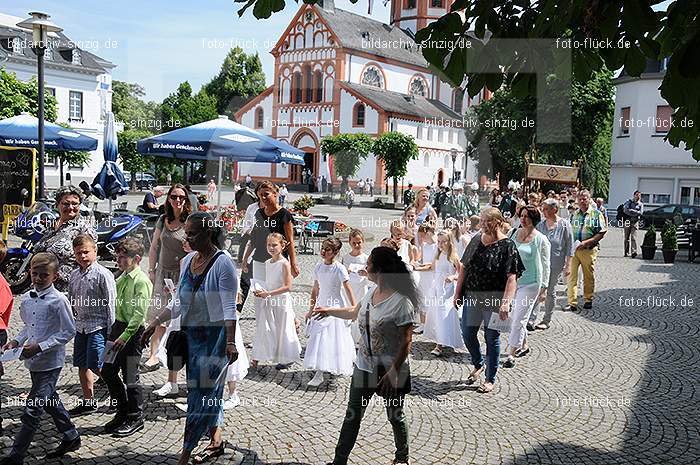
[364,302,411,398]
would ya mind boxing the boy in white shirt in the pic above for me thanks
[1,253,79,464]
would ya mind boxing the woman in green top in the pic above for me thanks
[504,205,550,368]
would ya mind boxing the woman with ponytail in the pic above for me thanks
[315,246,419,465]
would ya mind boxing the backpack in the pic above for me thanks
[616,204,628,223]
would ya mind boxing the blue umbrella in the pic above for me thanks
[137,115,305,164]
[137,115,305,212]
[0,113,98,151]
[91,112,129,201]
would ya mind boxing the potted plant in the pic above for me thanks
[661,221,678,263]
[641,225,657,260]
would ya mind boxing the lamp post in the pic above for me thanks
[450,148,459,187]
[17,12,63,200]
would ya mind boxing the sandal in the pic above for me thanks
[465,366,484,385]
[515,347,531,357]
[476,382,495,393]
[192,442,225,464]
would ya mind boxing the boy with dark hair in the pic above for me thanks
[1,253,79,464]
[101,238,152,437]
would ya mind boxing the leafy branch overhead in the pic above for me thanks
[236,0,700,160]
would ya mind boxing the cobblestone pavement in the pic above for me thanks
[1,204,698,465]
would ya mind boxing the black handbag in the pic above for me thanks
[365,303,411,398]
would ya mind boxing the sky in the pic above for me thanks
[4,0,391,102]
[4,0,672,103]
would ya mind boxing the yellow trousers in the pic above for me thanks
[567,248,598,306]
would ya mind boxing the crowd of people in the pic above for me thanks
[0,178,616,465]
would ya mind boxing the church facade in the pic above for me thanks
[235,0,490,190]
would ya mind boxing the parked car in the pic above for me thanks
[123,172,157,190]
[640,204,700,228]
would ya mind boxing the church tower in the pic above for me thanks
[390,0,453,36]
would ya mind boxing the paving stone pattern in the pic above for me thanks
[0,203,697,465]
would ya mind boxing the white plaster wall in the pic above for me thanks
[339,90,379,134]
[347,55,430,96]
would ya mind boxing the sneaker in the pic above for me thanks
[502,357,516,368]
[534,323,550,330]
[307,370,324,387]
[153,382,179,397]
[583,301,593,309]
[112,418,144,437]
[223,393,241,410]
[44,435,81,459]
[68,400,97,417]
[563,305,578,312]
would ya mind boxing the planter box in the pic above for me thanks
[641,246,657,260]
[662,249,678,264]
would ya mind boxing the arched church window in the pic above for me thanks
[409,76,427,96]
[361,66,384,89]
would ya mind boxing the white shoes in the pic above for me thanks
[153,382,179,397]
[307,370,324,386]
[223,393,241,410]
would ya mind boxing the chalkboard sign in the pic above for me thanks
[0,147,35,223]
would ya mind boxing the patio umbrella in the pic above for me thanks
[0,113,98,151]
[137,115,305,212]
[91,112,129,211]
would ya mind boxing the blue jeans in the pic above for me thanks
[10,368,78,462]
[461,301,500,384]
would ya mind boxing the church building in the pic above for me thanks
[235,0,490,190]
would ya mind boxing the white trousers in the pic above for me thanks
[508,283,540,349]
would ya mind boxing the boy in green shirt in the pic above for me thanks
[102,238,152,438]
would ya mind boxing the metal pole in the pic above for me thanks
[216,156,223,218]
[37,43,45,199]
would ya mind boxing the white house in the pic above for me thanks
[235,0,489,190]
[608,58,700,210]
[0,12,116,188]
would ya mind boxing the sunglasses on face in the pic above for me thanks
[170,195,187,202]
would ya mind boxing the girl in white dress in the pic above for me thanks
[305,237,357,386]
[446,217,470,260]
[251,233,302,369]
[424,230,466,355]
[341,230,370,344]
[412,223,437,334]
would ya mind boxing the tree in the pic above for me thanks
[471,68,614,196]
[117,129,152,189]
[47,122,91,186]
[0,68,57,121]
[241,0,700,160]
[112,81,161,133]
[320,133,373,192]
[372,132,419,204]
[203,47,267,117]
[160,82,218,129]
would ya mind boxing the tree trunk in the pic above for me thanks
[393,177,398,204]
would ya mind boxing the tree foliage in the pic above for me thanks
[240,0,700,159]
[160,82,219,128]
[372,132,419,203]
[321,133,373,190]
[471,68,614,196]
[118,129,152,188]
[0,68,57,121]
[112,81,161,133]
[203,47,267,117]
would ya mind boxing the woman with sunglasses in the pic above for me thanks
[142,212,239,465]
[141,184,192,373]
[33,185,97,292]
[503,204,550,368]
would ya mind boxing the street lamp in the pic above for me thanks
[450,148,459,186]
[17,12,63,200]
